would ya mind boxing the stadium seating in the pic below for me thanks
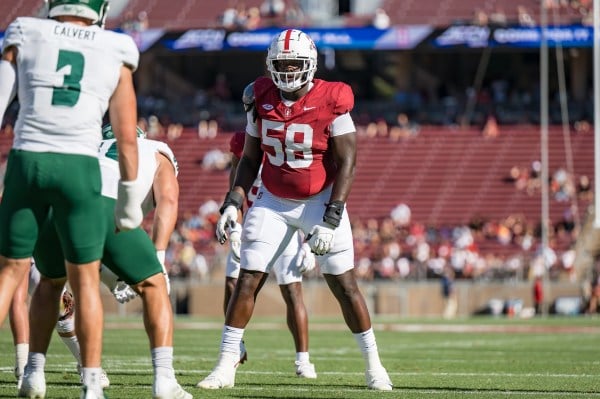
[0,0,42,30]
[0,0,585,31]
[141,126,594,232]
[0,125,591,231]
[383,0,582,27]
[349,126,593,228]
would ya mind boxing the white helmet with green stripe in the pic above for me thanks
[47,0,110,27]
[101,124,146,140]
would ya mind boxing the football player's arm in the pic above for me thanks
[329,130,357,204]
[0,47,17,124]
[232,134,262,198]
[110,65,143,230]
[229,153,240,189]
[109,65,138,182]
[152,152,179,251]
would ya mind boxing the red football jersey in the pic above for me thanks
[229,131,261,207]
[253,77,354,199]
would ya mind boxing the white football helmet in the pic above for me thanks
[266,29,317,93]
[46,0,110,27]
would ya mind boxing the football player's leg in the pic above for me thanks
[52,154,106,396]
[0,151,42,333]
[318,218,392,391]
[274,233,316,378]
[198,204,291,389]
[224,252,247,365]
[102,205,191,399]
[9,266,30,388]
[224,251,240,315]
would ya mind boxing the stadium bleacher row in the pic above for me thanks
[0,0,584,31]
[1,125,589,231]
[101,125,592,229]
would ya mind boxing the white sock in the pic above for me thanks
[296,352,310,364]
[81,367,103,394]
[220,325,244,365]
[15,343,28,374]
[27,352,46,373]
[151,347,175,379]
[353,328,383,370]
[59,335,82,366]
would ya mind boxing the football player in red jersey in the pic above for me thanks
[226,122,317,378]
[197,29,392,391]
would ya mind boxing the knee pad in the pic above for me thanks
[55,315,74,335]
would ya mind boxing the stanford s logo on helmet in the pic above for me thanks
[266,29,317,93]
[46,0,110,27]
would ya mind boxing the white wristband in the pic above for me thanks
[156,250,166,264]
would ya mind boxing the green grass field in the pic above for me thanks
[1,316,599,398]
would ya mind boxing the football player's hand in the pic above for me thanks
[115,179,144,231]
[112,281,138,304]
[228,222,242,262]
[156,250,171,295]
[296,242,316,273]
[99,265,138,304]
[307,224,336,256]
[216,205,238,244]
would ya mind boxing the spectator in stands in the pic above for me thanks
[285,0,306,25]
[489,7,507,26]
[147,115,164,139]
[577,175,592,201]
[390,203,411,227]
[517,6,535,27]
[390,113,419,141]
[136,11,149,31]
[221,1,243,30]
[551,168,575,202]
[202,148,230,171]
[472,9,489,26]
[167,123,183,141]
[245,7,262,30]
[260,0,285,18]
[372,8,391,30]
[375,118,389,138]
[198,119,219,139]
[482,114,499,139]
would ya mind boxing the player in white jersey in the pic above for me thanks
[0,1,146,397]
[20,125,191,399]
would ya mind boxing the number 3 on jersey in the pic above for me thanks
[261,119,313,169]
[52,49,84,107]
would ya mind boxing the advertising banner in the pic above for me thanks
[432,25,593,48]
[164,26,433,51]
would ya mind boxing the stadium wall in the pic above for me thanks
[101,280,583,317]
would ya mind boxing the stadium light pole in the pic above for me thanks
[540,0,550,317]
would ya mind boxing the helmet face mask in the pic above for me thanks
[266,29,317,93]
[47,0,110,27]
